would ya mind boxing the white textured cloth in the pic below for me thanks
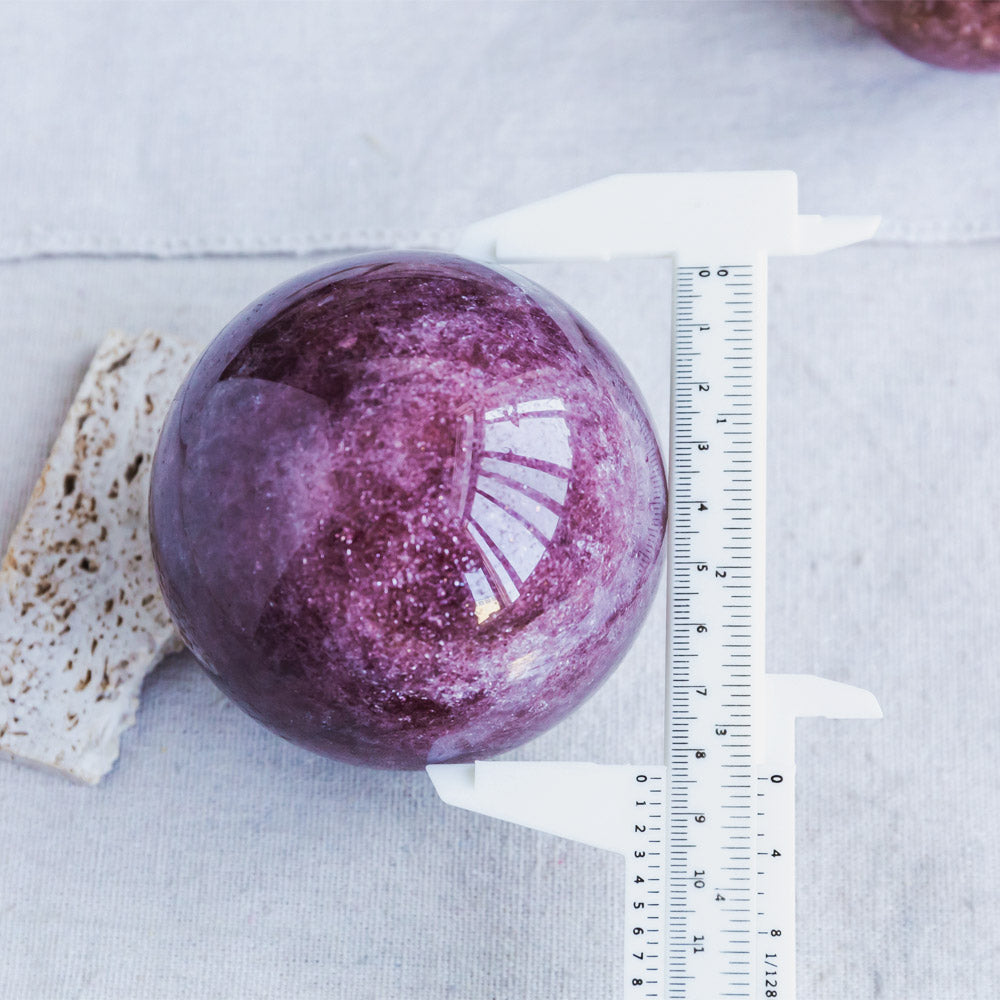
[2,0,1000,258]
[1,3,998,999]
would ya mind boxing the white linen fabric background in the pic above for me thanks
[1,2,998,999]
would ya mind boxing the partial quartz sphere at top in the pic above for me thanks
[150,251,667,769]
[848,1,1000,71]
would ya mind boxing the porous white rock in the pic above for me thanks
[0,331,197,784]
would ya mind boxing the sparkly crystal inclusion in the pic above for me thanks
[150,252,667,768]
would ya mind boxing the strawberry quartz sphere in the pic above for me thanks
[150,251,667,768]
[848,1,1000,71]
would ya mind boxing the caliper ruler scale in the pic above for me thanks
[669,254,769,1000]
[429,172,882,1000]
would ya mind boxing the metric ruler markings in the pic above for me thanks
[668,260,767,1000]
[433,173,882,1000]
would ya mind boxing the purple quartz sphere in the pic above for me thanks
[848,1,1000,71]
[150,251,666,768]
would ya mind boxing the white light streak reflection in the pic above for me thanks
[457,397,573,623]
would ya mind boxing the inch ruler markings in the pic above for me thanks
[668,257,769,1000]
[626,768,668,1000]
[431,171,882,1000]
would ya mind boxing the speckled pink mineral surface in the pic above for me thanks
[849,1,1000,71]
[150,251,666,768]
